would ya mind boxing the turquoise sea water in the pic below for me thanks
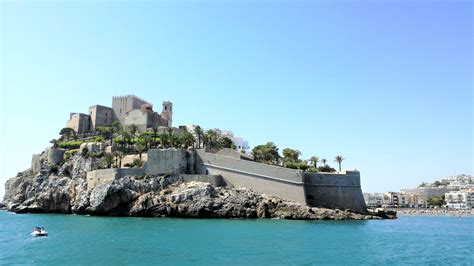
[0,211,472,265]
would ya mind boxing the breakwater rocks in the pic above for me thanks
[3,155,395,220]
[395,208,473,217]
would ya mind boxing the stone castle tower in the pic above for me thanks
[161,101,173,128]
[66,95,173,133]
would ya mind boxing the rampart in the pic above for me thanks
[86,168,145,190]
[84,148,367,213]
[195,150,307,204]
[145,149,190,175]
[304,172,367,213]
[194,150,367,213]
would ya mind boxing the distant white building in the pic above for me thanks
[363,193,384,207]
[400,187,449,198]
[445,189,474,209]
[364,192,429,208]
[444,175,474,190]
[220,130,250,151]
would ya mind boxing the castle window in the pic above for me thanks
[165,106,167,110]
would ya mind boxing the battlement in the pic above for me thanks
[112,95,151,105]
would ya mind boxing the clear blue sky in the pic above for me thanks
[1,0,472,198]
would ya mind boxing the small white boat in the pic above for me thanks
[31,227,48,237]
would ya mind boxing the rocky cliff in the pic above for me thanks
[2,154,395,220]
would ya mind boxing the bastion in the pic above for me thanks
[86,148,368,213]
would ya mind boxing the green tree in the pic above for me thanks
[103,152,114,168]
[139,132,154,149]
[309,156,319,168]
[97,127,112,143]
[203,129,220,151]
[167,128,174,148]
[285,161,309,171]
[128,124,139,137]
[252,142,280,165]
[114,151,124,168]
[179,130,196,149]
[282,148,302,164]
[321,158,327,166]
[135,142,146,161]
[111,121,122,137]
[219,136,234,150]
[318,165,336,173]
[194,125,204,149]
[457,194,464,208]
[334,155,345,172]
[151,127,159,148]
[50,139,59,148]
[59,127,76,140]
[427,195,445,207]
[159,133,170,148]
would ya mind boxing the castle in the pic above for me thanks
[59,94,367,213]
[66,95,173,133]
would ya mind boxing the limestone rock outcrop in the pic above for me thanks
[2,155,395,220]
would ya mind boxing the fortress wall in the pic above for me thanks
[67,113,90,133]
[89,105,114,131]
[121,154,148,168]
[47,149,65,165]
[112,95,152,124]
[195,150,306,204]
[303,171,367,213]
[124,110,148,132]
[145,149,189,175]
[86,168,145,190]
[180,174,225,187]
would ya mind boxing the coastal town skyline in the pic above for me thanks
[0,1,472,198]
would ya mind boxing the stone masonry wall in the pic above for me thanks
[86,168,145,190]
[195,150,368,213]
[66,113,90,133]
[124,109,149,132]
[89,105,114,131]
[303,171,367,213]
[195,150,307,205]
[145,149,189,175]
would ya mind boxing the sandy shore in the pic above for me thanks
[393,208,474,217]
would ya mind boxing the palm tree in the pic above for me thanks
[135,143,145,161]
[167,128,174,148]
[111,121,122,143]
[128,124,139,137]
[321,158,327,167]
[446,194,453,208]
[457,194,464,209]
[194,125,204,148]
[334,155,345,172]
[204,129,219,150]
[310,156,319,167]
[180,130,195,149]
[116,151,124,169]
[103,152,114,168]
[151,127,159,148]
